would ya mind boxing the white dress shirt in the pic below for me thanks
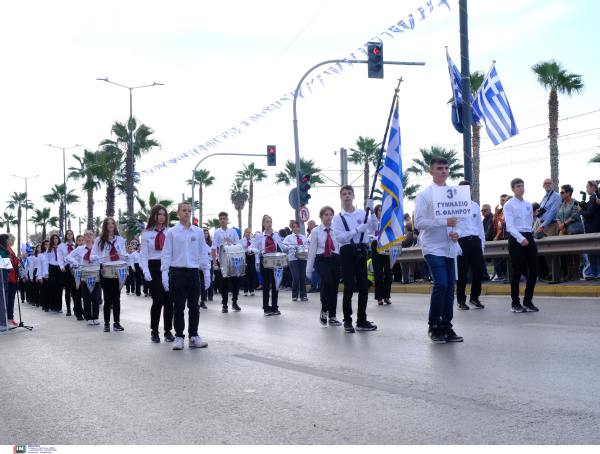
[28,255,37,279]
[91,236,128,264]
[65,245,99,267]
[36,252,48,279]
[455,201,486,251]
[414,182,455,258]
[332,207,379,247]
[250,232,290,265]
[58,242,77,268]
[132,251,141,265]
[47,246,61,266]
[504,197,534,244]
[211,227,240,252]
[283,233,308,261]
[306,223,340,276]
[160,223,210,279]
[240,237,259,255]
[126,253,136,269]
[140,227,170,272]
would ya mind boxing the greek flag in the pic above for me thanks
[446,49,482,124]
[473,65,519,146]
[377,99,405,252]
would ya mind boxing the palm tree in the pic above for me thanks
[68,149,101,231]
[0,212,18,233]
[6,192,33,250]
[373,171,420,203]
[100,117,161,212]
[349,136,382,209]
[186,169,215,225]
[31,208,58,240]
[93,216,102,237]
[406,145,464,181]
[95,148,125,217]
[531,60,585,191]
[274,157,324,186]
[236,163,268,231]
[121,191,179,240]
[203,218,220,231]
[66,210,76,231]
[229,179,249,231]
[43,184,80,235]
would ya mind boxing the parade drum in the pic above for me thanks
[262,252,289,269]
[219,243,246,278]
[101,260,128,279]
[294,245,310,259]
[80,264,101,281]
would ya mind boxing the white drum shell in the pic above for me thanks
[219,243,246,278]
[262,252,289,269]
[101,260,128,279]
[294,245,309,259]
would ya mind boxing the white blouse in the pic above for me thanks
[140,227,170,272]
[306,223,340,276]
[91,236,128,264]
[250,232,290,264]
[283,233,308,261]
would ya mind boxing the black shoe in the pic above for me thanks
[468,300,485,309]
[457,301,470,310]
[164,331,175,342]
[200,301,207,309]
[44,308,49,312]
[272,309,281,315]
[356,320,377,331]
[511,303,526,313]
[300,296,308,301]
[443,328,464,342]
[208,297,213,301]
[344,321,355,333]
[232,303,241,312]
[151,331,160,343]
[66,310,72,316]
[222,305,228,313]
[523,302,539,312]
[320,311,328,326]
[113,322,124,331]
[104,323,110,332]
[76,316,84,321]
[307,288,317,293]
[428,326,446,344]
[264,308,273,316]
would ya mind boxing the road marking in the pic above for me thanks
[236,353,509,415]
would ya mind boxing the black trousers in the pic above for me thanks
[339,244,369,323]
[508,233,539,304]
[244,254,256,293]
[201,268,213,301]
[315,254,340,317]
[135,264,143,296]
[48,264,63,311]
[456,236,485,303]
[126,266,135,293]
[100,274,121,323]
[73,283,83,318]
[169,267,200,339]
[18,279,28,302]
[63,264,77,311]
[148,259,173,332]
[371,241,392,301]
[29,276,38,305]
[82,280,101,320]
[219,268,239,305]
[39,277,50,310]
[259,261,279,310]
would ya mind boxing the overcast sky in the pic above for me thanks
[2,0,598,237]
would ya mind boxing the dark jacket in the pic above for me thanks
[401,231,414,248]
[482,214,493,241]
[579,194,600,233]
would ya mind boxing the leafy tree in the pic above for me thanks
[186,169,215,226]
[120,191,178,240]
[203,218,220,231]
[373,171,420,203]
[43,184,80,235]
[229,179,249,231]
[406,145,464,181]
[236,163,268,231]
[93,216,102,237]
[6,192,33,250]
[95,148,125,217]
[0,212,18,233]
[68,149,101,231]
[274,157,324,186]
[349,136,382,209]
[31,208,58,240]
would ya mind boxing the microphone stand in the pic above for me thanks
[0,255,33,332]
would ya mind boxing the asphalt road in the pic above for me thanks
[1,290,599,445]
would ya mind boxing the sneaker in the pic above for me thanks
[200,301,207,309]
[264,308,273,316]
[301,296,308,301]
[76,315,84,321]
[228,292,232,295]
[272,309,281,315]
[222,305,228,313]
[126,292,130,295]
[164,331,175,342]
[328,317,342,326]
[104,323,110,332]
[444,329,464,342]
[511,303,526,313]
[344,321,355,333]
[492,276,504,281]
[66,310,72,316]
[468,300,485,309]
[428,326,446,344]
[93,319,100,325]
[292,297,298,301]
[457,301,470,310]
[320,311,328,326]
[189,336,208,348]
[8,320,18,327]
[243,292,249,296]
[208,297,213,301]
[232,303,241,312]
[356,320,377,331]
[307,288,317,293]
[250,292,255,296]
[86,320,94,325]
[113,322,124,331]
[151,331,160,343]
[172,337,184,350]
[523,302,539,312]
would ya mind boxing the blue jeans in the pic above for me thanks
[0,270,9,328]
[310,269,321,290]
[289,259,307,298]
[492,258,504,278]
[424,254,455,329]
[587,253,599,277]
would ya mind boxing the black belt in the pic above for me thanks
[460,235,478,240]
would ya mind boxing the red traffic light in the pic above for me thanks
[269,147,275,153]
[193,219,198,226]
[373,47,380,55]
[301,174,311,183]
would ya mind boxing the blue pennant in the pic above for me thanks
[232,257,242,276]
[86,276,96,292]
[117,268,128,290]
[274,268,283,290]
[74,270,82,289]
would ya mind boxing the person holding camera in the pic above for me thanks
[557,184,584,280]
[535,178,562,280]
[578,180,600,279]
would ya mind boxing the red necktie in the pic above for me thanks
[324,228,335,257]
[84,247,91,263]
[155,228,165,250]
[54,247,58,261]
[264,234,275,253]
[297,236,303,246]
[68,243,74,253]
[375,222,380,237]
[109,240,119,262]
[247,240,252,255]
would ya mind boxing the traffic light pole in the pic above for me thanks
[292,59,425,234]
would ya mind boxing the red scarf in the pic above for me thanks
[247,239,252,255]
[264,233,276,253]
[155,228,166,250]
[53,247,58,261]
[67,243,74,253]
[109,240,119,262]
[296,235,303,246]
[84,247,92,263]
[324,228,335,257]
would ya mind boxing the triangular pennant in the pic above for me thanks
[117,268,128,290]
[389,247,400,267]
[274,268,283,291]
[74,270,82,289]
[86,276,96,292]
[232,257,242,276]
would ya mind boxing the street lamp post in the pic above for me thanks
[96,78,164,213]
[11,174,40,245]
[44,144,81,235]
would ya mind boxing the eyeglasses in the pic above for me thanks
[559,192,566,194]
[84,233,94,236]
[543,182,553,185]
[481,208,489,212]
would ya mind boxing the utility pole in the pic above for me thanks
[459,0,473,183]
[11,174,40,247]
[340,147,348,210]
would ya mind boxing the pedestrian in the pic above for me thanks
[58,230,78,317]
[480,204,493,280]
[125,245,136,295]
[202,229,214,302]
[534,178,562,280]
[1,234,20,327]
[504,178,539,312]
[578,180,600,279]
[161,201,211,350]
[0,234,12,330]
[211,211,242,313]
[491,194,508,281]
[240,228,257,297]
[557,184,583,280]
[132,244,143,296]
[402,221,415,283]
[29,244,40,307]
[37,240,50,312]
[370,204,392,305]
[46,233,65,313]
[332,184,378,333]
[413,156,463,344]
[284,221,309,302]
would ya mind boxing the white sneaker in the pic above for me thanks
[173,337,184,350]
[93,319,100,325]
[228,292,232,295]
[126,292,130,295]
[189,336,208,348]
[87,320,94,325]
[244,292,249,296]
[250,292,255,296]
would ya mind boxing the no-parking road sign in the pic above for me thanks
[298,206,310,223]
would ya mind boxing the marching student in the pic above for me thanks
[125,245,136,295]
[504,178,540,313]
[413,157,463,344]
[92,217,128,332]
[46,234,64,313]
[332,185,379,333]
[65,230,101,324]
[140,204,175,343]
[370,204,393,306]
[29,245,40,307]
[306,206,342,327]
[211,211,242,313]
[454,180,486,310]
[133,244,143,297]
[58,229,78,317]
[283,221,309,302]
[37,240,50,312]
[161,201,211,350]
[251,214,290,316]
[200,228,214,306]
[240,228,257,297]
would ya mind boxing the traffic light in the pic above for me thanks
[193,218,199,226]
[299,173,311,206]
[367,42,384,79]
[267,145,276,166]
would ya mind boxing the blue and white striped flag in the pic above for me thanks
[446,49,482,124]
[473,65,519,146]
[377,99,405,252]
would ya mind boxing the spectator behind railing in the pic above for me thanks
[557,184,583,280]
[578,180,600,279]
[402,221,414,283]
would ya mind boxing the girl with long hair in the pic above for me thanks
[240,228,257,297]
[370,204,392,305]
[36,239,50,312]
[200,228,213,307]
[58,229,78,317]
[283,221,309,302]
[28,244,40,307]
[46,233,64,313]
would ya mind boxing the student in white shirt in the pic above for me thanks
[161,201,211,350]
[201,229,214,304]
[28,246,39,307]
[211,211,242,313]
[67,234,86,320]
[332,185,378,333]
[58,229,78,317]
[240,228,257,297]
[454,180,486,310]
[46,233,64,313]
[125,245,136,295]
[370,204,392,306]
[140,204,174,343]
[414,157,463,344]
[37,239,50,311]
[306,206,342,327]
[504,178,540,313]
[283,221,309,302]
[91,217,128,332]
[132,245,143,297]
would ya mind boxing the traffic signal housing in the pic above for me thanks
[193,218,199,226]
[367,42,384,79]
[267,145,276,166]
[299,173,311,206]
